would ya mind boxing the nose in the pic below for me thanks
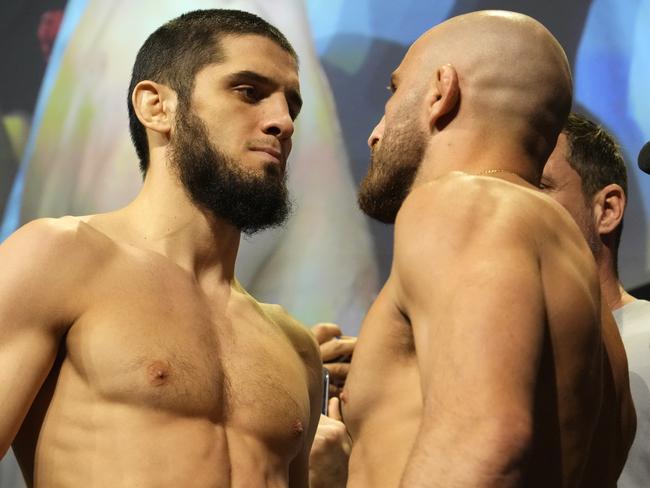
[368,116,385,149]
[262,96,295,141]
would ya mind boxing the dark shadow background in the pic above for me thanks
[0,0,67,219]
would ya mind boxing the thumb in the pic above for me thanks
[328,397,342,421]
[312,323,343,344]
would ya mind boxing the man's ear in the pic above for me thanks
[428,63,459,131]
[593,183,626,235]
[131,80,178,136]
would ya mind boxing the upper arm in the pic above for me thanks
[394,188,545,429]
[0,220,79,454]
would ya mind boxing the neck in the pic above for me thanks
[597,245,635,311]
[412,129,541,189]
[119,163,240,283]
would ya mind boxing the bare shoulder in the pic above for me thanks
[260,303,321,369]
[230,280,320,371]
[4,215,119,269]
[395,173,582,251]
[3,216,79,251]
[1,216,96,271]
[0,216,98,331]
[392,173,596,305]
[394,175,537,258]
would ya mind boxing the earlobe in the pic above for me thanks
[595,184,625,235]
[429,64,459,131]
[131,80,176,135]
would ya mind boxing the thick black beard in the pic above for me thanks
[358,117,426,224]
[169,106,291,235]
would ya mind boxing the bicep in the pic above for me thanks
[396,227,545,420]
[0,319,61,454]
[0,224,71,454]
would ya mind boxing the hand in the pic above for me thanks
[309,397,350,488]
[311,323,357,397]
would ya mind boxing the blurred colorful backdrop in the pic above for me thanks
[1,1,649,484]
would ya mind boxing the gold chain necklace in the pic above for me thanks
[474,169,525,179]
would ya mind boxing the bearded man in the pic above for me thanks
[0,9,323,487]
[343,10,635,487]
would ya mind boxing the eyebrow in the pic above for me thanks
[226,70,303,114]
[389,73,398,92]
[540,175,556,187]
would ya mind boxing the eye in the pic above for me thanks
[235,85,262,102]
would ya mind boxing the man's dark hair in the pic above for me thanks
[563,112,628,260]
[127,9,297,174]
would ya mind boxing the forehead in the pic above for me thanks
[392,34,432,87]
[544,134,574,177]
[207,33,299,87]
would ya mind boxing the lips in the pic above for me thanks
[251,146,282,163]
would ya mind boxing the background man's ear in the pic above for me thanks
[594,183,626,235]
[429,63,459,131]
[131,80,177,136]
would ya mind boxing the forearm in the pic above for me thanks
[399,417,531,488]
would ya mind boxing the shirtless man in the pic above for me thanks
[0,10,322,487]
[343,11,636,487]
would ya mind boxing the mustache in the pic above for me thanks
[246,138,282,152]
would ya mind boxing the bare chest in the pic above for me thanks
[61,259,310,448]
[343,282,421,438]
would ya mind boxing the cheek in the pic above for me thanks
[558,194,594,231]
[552,192,572,212]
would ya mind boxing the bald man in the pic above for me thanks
[342,11,635,487]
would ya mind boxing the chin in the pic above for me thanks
[262,162,284,179]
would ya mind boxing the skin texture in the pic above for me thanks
[311,323,356,397]
[541,130,640,487]
[309,324,354,488]
[0,34,323,488]
[542,133,636,311]
[344,11,635,488]
[309,398,350,488]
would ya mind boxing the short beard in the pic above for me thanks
[580,202,602,259]
[358,114,426,223]
[169,103,291,235]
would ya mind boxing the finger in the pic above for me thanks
[320,337,356,362]
[311,323,343,344]
[324,363,350,382]
[328,397,342,421]
[329,383,341,398]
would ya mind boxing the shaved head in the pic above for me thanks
[359,10,573,222]
[411,10,572,162]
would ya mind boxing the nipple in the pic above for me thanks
[291,419,305,437]
[147,361,170,386]
[340,389,348,405]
